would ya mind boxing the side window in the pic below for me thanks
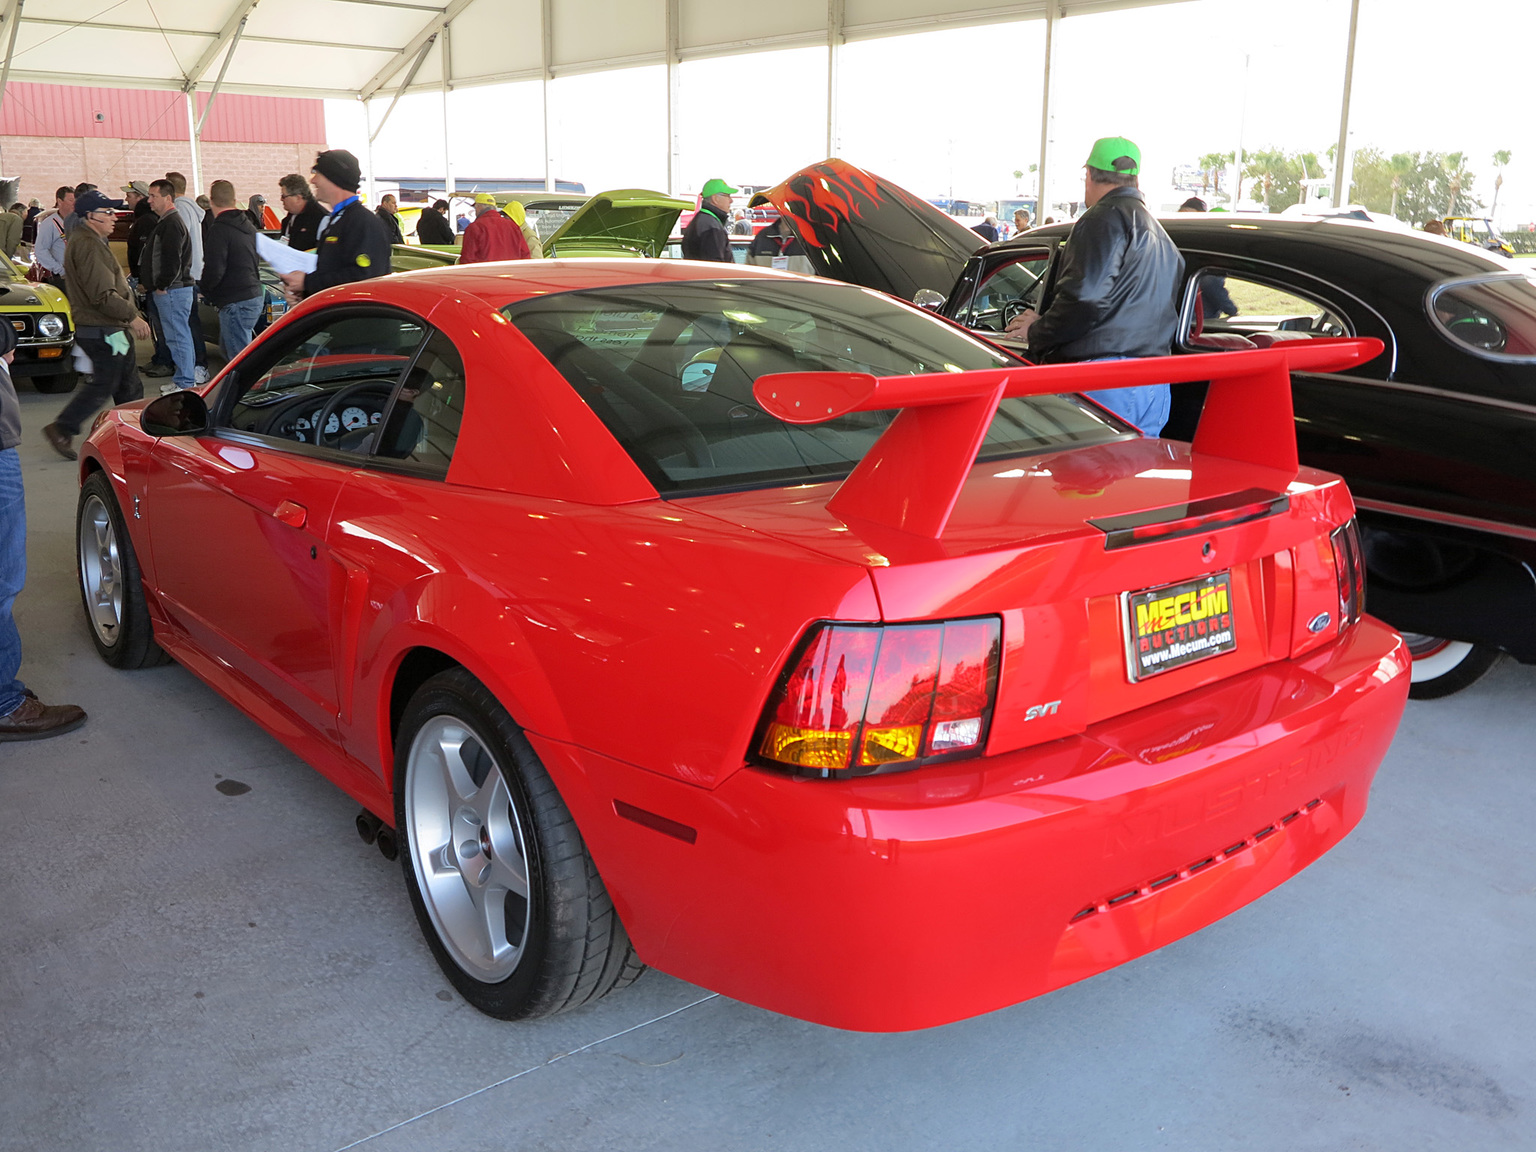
[962,250,1052,332]
[222,312,426,449]
[372,331,467,473]
[1182,271,1349,351]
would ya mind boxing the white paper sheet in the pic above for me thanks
[255,234,318,276]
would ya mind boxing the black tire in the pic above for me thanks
[394,668,643,1019]
[1403,633,1502,700]
[30,371,78,395]
[76,472,171,669]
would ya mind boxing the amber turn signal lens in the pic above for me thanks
[759,722,854,770]
[859,724,924,766]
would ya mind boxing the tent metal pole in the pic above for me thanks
[195,11,249,135]
[0,0,26,124]
[370,32,436,143]
[665,0,679,195]
[826,0,844,159]
[185,93,202,195]
[1331,0,1360,208]
[1036,0,1056,221]
[364,98,375,207]
[441,24,454,197]
[541,0,554,192]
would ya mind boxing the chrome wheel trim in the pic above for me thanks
[405,715,532,983]
[1400,633,1474,682]
[79,493,124,648]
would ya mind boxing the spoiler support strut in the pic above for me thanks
[753,338,1384,539]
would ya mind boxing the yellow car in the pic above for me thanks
[4,257,75,393]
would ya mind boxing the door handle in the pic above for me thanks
[272,499,307,528]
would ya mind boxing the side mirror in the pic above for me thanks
[912,288,946,311]
[141,390,209,437]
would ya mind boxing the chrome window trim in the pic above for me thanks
[1424,270,1536,364]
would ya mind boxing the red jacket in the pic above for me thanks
[459,209,530,264]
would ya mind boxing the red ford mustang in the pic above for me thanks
[75,260,1409,1031]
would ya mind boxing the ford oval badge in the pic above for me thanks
[1307,611,1332,634]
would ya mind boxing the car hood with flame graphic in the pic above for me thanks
[751,160,984,301]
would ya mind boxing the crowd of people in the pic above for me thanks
[1,148,397,742]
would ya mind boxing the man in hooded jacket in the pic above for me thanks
[200,180,264,359]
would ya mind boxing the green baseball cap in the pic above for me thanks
[700,178,738,198]
[1085,136,1141,176]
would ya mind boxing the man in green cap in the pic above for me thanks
[681,178,737,262]
[1006,136,1184,436]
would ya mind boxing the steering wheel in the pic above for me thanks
[1000,300,1030,327]
[313,381,397,449]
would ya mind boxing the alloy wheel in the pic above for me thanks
[78,493,124,648]
[404,715,532,983]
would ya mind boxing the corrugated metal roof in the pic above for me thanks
[0,82,324,143]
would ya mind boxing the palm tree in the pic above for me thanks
[1443,151,1469,216]
[1199,151,1233,200]
[1490,149,1511,219]
[1387,152,1415,220]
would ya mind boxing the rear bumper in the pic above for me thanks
[535,616,1409,1031]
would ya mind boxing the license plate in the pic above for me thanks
[1123,571,1237,682]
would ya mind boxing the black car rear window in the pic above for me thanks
[502,279,1123,493]
[1428,273,1536,361]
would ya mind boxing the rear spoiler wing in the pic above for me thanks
[752,337,1384,539]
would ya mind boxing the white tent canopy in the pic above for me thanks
[0,0,1361,205]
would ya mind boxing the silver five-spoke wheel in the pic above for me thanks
[405,715,532,983]
[78,492,124,649]
[394,669,644,1018]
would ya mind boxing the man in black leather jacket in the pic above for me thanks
[1007,137,1183,435]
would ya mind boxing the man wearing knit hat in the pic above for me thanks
[1006,136,1184,436]
[278,149,391,299]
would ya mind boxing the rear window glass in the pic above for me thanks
[1428,273,1536,360]
[502,279,1123,493]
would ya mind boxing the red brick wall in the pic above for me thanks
[2,136,328,208]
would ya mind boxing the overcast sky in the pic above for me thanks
[328,0,1535,223]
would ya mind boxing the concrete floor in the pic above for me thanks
[2,383,1534,1152]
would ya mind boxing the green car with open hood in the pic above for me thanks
[543,189,692,259]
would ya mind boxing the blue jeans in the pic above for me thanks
[0,447,27,716]
[1076,357,1170,437]
[218,296,264,360]
[1085,384,1170,437]
[144,289,173,368]
[156,286,196,389]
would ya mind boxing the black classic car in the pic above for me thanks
[761,161,1536,697]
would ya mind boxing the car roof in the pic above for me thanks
[1007,215,1514,283]
[317,257,820,311]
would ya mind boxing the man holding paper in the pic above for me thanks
[276,151,390,300]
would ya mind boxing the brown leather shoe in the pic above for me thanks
[0,695,87,741]
[41,423,77,461]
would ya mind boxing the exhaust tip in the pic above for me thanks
[376,826,399,861]
[356,810,382,845]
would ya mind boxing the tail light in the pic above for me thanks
[756,617,1002,778]
[1330,517,1365,628]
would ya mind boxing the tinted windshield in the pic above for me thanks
[504,279,1123,493]
[1428,273,1536,359]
